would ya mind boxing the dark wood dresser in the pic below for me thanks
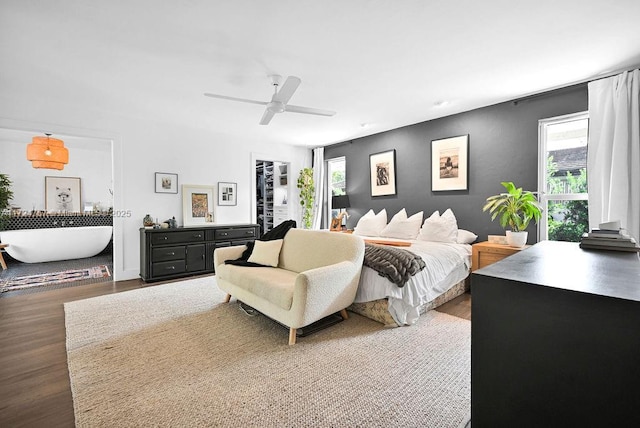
[140,224,259,282]
[471,240,640,427]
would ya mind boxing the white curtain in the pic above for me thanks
[587,69,640,240]
[311,147,324,230]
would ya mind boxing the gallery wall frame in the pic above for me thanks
[155,172,178,194]
[45,176,82,212]
[182,184,216,226]
[218,182,237,206]
[431,134,469,191]
[369,149,397,197]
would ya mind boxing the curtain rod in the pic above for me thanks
[512,65,640,105]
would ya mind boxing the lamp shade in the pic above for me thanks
[332,194,350,209]
[26,135,69,170]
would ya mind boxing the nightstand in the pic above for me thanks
[471,241,530,271]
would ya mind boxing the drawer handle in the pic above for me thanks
[165,266,176,270]
[166,252,175,256]
[193,234,202,238]
[220,232,228,236]
[161,236,168,240]
[246,231,254,235]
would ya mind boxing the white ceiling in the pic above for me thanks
[2,0,640,148]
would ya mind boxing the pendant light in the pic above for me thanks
[26,133,69,170]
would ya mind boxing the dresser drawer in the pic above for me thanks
[150,230,205,245]
[152,260,186,276]
[215,227,257,240]
[151,245,185,262]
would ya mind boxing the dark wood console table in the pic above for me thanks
[140,224,259,282]
[471,240,640,427]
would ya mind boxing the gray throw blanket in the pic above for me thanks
[364,243,426,288]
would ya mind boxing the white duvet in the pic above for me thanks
[354,237,472,325]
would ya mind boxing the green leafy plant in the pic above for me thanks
[297,168,315,229]
[483,181,542,232]
[0,173,14,231]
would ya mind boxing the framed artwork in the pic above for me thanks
[218,182,237,206]
[45,176,81,213]
[431,134,469,191]
[155,172,178,194]
[369,149,397,196]
[182,184,216,227]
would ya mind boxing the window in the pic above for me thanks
[538,112,589,242]
[326,157,346,221]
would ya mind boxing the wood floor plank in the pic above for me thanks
[0,275,470,426]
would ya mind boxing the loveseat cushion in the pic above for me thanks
[217,264,297,310]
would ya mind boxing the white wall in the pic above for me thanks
[0,110,310,282]
[0,132,112,212]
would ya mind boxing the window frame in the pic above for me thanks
[326,156,346,225]
[537,111,589,241]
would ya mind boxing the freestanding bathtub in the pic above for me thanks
[0,226,113,263]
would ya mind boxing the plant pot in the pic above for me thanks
[506,230,528,248]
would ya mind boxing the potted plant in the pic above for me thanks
[297,168,315,229]
[0,173,14,231]
[482,181,542,247]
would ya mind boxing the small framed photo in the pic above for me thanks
[431,134,469,191]
[45,176,82,212]
[218,182,237,206]
[155,172,178,194]
[182,184,216,227]
[369,149,396,197]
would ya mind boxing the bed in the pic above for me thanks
[345,207,475,327]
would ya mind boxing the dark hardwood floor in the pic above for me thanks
[0,278,471,427]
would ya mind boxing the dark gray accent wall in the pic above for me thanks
[324,84,588,244]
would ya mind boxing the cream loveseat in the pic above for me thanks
[214,229,365,345]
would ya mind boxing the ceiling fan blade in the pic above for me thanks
[259,108,276,125]
[272,76,301,104]
[285,104,336,117]
[204,93,268,106]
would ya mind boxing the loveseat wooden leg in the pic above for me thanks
[340,309,349,320]
[289,328,297,345]
[224,294,231,303]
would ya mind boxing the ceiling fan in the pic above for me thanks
[204,75,336,125]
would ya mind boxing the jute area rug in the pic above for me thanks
[65,277,470,427]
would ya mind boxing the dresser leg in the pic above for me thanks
[224,294,231,303]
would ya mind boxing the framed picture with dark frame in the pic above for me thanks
[218,182,237,206]
[431,134,469,191]
[182,184,216,227]
[369,149,397,196]
[155,172,178,194]
[45,176,81,213]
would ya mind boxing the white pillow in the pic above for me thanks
[354,209,387,237]
[418,209,458,243]
[381,208,423,240]
[456,229,478,244]
[247,239,283,267]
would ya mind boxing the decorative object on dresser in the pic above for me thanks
[330,194,350,231]
[369,149,396,196]
[217,182,237,206]
[431,134,469,191]
[579,220,640,252]
[182,184,216,227]
[45,176,81,213]
[154,172,178,194]
[140,224,259,282]
[471,241,530,271]
[482,181,542,247]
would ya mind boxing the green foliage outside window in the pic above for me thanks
[546,156,589,242]
[0,173,14,231]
